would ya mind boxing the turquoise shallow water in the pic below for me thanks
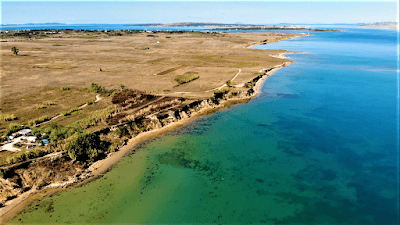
[10,26,399,224]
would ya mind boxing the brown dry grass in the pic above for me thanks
[0,31,306,132]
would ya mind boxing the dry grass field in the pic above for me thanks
[0,30,306,133]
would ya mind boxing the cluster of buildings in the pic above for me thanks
[1,128,49,152]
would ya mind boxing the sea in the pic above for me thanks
[8,25,399,224]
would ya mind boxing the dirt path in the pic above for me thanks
[174,69,242,94]
[95,94,102,102]
[230,69,242,81]
[0,151,65,170]
[36,94,101,127]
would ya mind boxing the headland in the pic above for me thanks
[358,22,399,30]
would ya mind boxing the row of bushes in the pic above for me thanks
[35,100,56,109]
[60,86,70,90]
[61,107,79,116]
[27,115,50,126]
[6,148,47,165]
[0,114,17,121]
[70,106,116,130]
[4,123,23,137]
[174,74,199,85]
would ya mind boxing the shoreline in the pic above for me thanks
[0,94,259,224]
[0,40,297,224]
[359,25,399,30]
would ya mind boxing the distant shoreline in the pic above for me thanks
[359,25,399,30]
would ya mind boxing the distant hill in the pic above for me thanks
[2,22,66,26]
[125,22,255,27]
[357,22,399,29]
[357,22,398,26]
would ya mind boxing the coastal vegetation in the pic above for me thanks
[27,115,50,126]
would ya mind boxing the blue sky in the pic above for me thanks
[1,1,399,25]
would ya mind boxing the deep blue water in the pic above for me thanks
[11,26,399,224]
[249,26,399,224]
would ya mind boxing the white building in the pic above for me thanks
[27,136,37,142]
[18,129,32,136]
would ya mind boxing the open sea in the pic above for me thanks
[8,25,399,224]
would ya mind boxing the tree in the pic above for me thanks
[65,132,104,161]
[90,83,103,93]
[118,84,125,90]
[11,47,19,56]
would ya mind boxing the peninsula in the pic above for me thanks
[0,29,310,222]
[358,21,399,29]
[125,22,340,32]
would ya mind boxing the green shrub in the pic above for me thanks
[35,101,55,109]
[90,83,104,93]
[115,126,130,138]
[174,74,199,85]
[107,89,120,97]
[214,86,231,99]
[0,114,17,121]
[28,116,50,126]
[42,100,55,105]
[60,86,70,90]
[213,86,231,94]
[244,81,255,88]
[61,107,79,116]
[226,80,234,87]
[31,128,42,137]
[49,125,83,142]
[35,103,46,109]
[86,100,95,105]
[5,123,23,136]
